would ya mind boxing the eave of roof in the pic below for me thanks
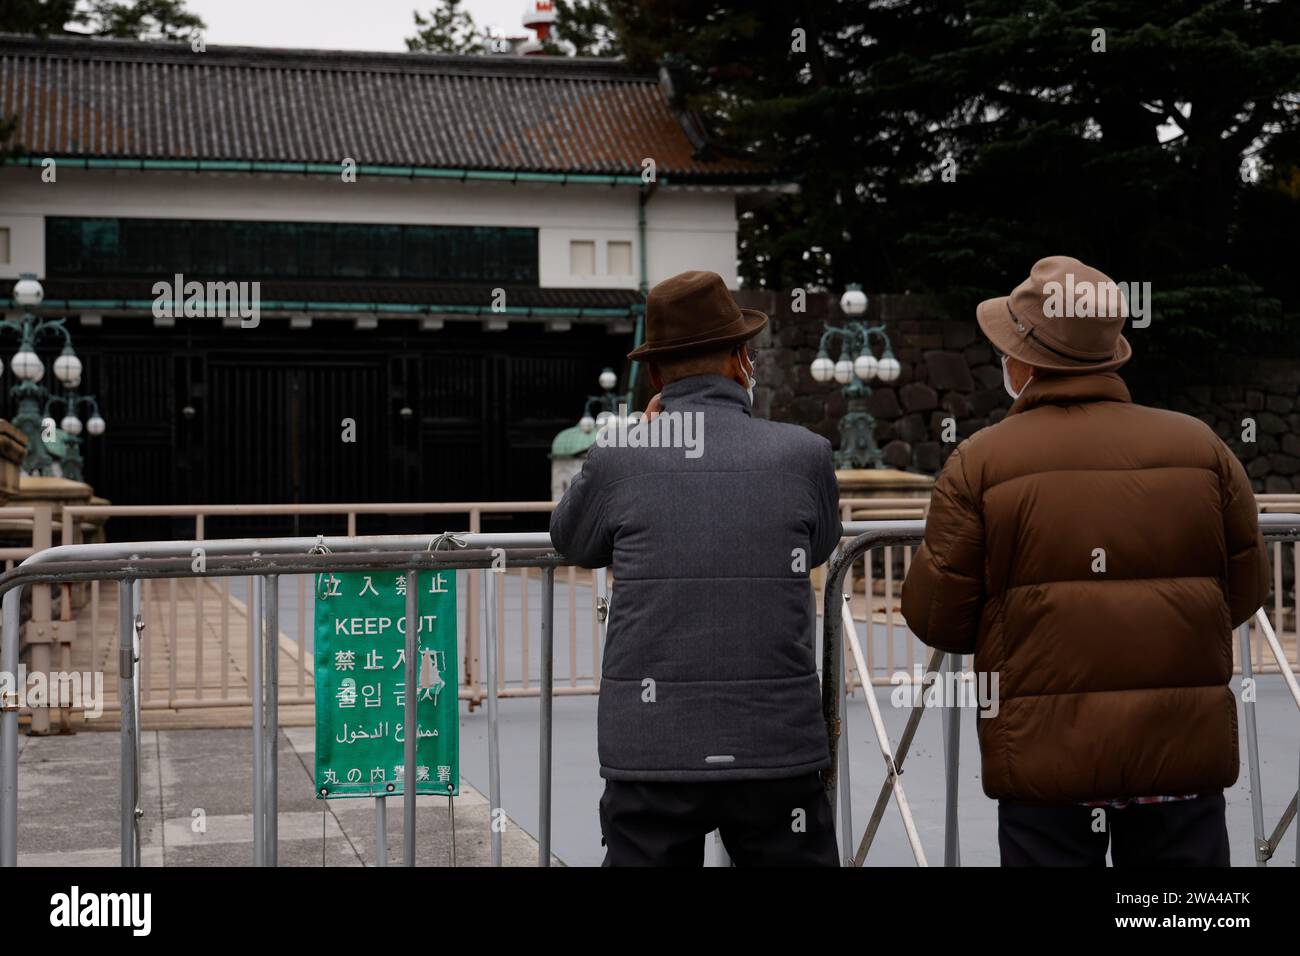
[0,33,787,186]
[0,32,637,80]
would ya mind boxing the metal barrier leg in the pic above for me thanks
[1250,609,1300,865]
[251,575,264,866]
[375,796,387,867]
[1,587,22,866]
[1239,621,1267,866]
[838,600,853,866]
[264,575,278,866]
[485,567,502,867]
[842,596,931,866]
[131,579,143,866]
[119,579,138,867]
[942,652,962,867]
[820,558,842,843]
[403,570,417,866]
[539,566,554,867]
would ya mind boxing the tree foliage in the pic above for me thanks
[406,0,489,55]
[1,0,204,39]
[556,0,1300,365]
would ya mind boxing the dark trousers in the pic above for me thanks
[598,772,840,866]
[998,792,1230,866]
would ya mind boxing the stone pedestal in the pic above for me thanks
[836,468,935,519]
[0,421,26,504]
[813,468,935,596]
[8,476,102,736]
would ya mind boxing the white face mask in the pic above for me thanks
[1001,355,1031,400]
[739,350,756,404]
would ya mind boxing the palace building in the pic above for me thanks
[0,32,786,536]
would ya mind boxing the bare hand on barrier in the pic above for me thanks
[644,393,663,421]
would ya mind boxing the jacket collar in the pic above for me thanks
[1009,372,1131,416]
[661,374,752,416]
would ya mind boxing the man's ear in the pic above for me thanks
[648,363,663,392]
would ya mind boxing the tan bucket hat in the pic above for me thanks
[976,255,1132,374]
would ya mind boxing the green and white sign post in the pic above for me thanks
[314,569,459,864]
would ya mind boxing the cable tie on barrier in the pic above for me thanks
[427,532,468,553]
[311,537,340,601]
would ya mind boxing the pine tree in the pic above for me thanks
[406,0,488,55]
[555,0,1300,365]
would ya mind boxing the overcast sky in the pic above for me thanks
[186,0,538,52]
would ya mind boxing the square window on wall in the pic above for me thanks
[570,240,595,277]
[607,241,633,277]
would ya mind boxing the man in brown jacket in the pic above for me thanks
[901,255,1270,866]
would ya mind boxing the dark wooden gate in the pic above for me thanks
[58,317,625,541]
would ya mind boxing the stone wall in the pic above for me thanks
[738,289,1011,472]
[1153,363,1300,494]
[735,288,1298,492]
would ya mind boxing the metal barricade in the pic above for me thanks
[0,532,576,868]
[823,514,1300,867]
[1,514,1296,867]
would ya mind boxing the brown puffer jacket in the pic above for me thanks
[901,372,1269,803]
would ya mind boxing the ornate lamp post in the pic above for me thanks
[4,275,98,475]
[43,391,106,483]
[551,366,636,501]
[575,367,635,434]
[809,284,901,469]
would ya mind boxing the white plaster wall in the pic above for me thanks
[642,190,739,287]
[0,214,44,280]
[0,169,742,288]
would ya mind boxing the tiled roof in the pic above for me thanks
[29,277,644,314]
[0,33,765,182]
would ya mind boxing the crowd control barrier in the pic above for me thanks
[0,532,571,868]
[0,516,1296,867]
[823,514,1300,867]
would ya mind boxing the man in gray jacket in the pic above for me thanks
[550,270,842,866]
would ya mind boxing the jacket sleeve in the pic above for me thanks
[809,437,844,569]
[1217,440,1270,627]
[900,445,985,654]
[549,448,614,570]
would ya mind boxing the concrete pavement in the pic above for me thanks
[15,724,554,866]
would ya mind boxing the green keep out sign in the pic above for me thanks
[314,571,459,799]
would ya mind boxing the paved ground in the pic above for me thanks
[15,725,553,866]
[23,571,1299,867]
[16,671,1294,867]
[463,676,1300,868]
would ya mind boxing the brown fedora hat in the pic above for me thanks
[627,270,767,361]
[976,255,1132,374]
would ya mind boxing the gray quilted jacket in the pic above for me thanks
[550,374,841,781]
